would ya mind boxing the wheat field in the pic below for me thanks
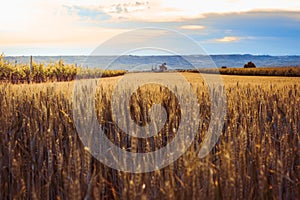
[0,73,299,199]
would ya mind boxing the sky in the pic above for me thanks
[1,0,300,56]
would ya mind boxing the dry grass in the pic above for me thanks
[0,72,299,199]
[0,55,126,83]
[179,67,300,77]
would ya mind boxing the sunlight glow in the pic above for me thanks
[1,0,300,55]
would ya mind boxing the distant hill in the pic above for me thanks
[4,54,300,70]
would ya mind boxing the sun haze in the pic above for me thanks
[1,0,300,55]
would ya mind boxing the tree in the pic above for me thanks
[244,61,256,68]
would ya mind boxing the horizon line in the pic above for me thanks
[3,53,300,57]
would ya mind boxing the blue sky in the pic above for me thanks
[1,0,300,56]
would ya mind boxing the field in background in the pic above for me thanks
[179,67,300,77]
[0,73,299,199]
[1,54,300,85]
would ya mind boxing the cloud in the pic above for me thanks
[1,0,300,55]
[180,25,205,30]
[89,1,205,22]
[103,1,150,14]
[215,36,240,42]
[63,5,111,20]
[72,1,300,23]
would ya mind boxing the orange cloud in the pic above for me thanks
[179,25,205,30]
[215,36,240,42]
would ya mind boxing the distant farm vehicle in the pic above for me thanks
[159,63,167,71]
[152,63,167,72]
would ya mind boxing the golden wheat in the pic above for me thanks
[0,73,299,199]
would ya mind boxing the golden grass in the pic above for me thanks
[0,72,299,199]
[0,55,126,83]
[179,67,300,77]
